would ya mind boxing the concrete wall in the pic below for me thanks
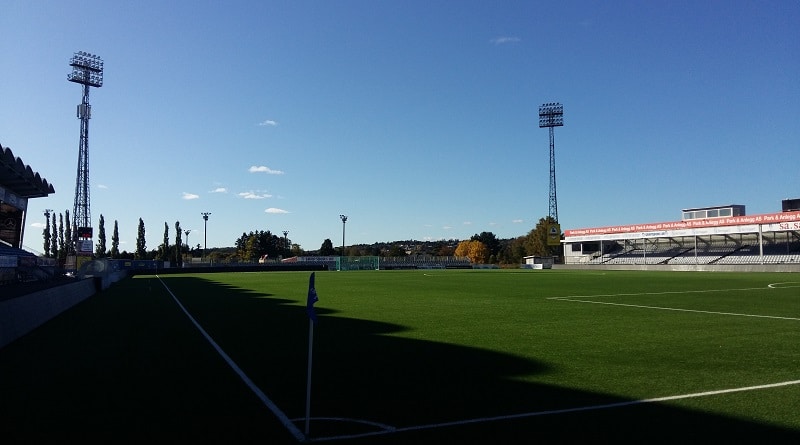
[0,279,95,349]
[0,270,128,349]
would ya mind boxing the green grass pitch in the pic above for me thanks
[2,269,799,443]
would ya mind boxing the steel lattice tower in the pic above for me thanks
[68,51,103,252]
[539,103,563,222]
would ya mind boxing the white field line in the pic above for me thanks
[308,379,800,442]
[547,284,800,321]
[156,278,800,443]
[156,276,307,443]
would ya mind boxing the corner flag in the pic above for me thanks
[306,272,318,323]
[304,272,319,435]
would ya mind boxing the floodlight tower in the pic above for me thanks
[539,103,564,223]
[68,51,103,253]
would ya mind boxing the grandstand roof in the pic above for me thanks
[563,210,800,242]
[0,143,55,198]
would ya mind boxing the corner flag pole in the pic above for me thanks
[305,272,319,435]
[305,319,314,435]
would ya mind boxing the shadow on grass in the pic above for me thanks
[1,274,798,444]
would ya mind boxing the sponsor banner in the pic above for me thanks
[565,224,765,242]
[767,221,800,232]
[564,211,800,238]
[78,240,93,253]
[0,186,27,211]
[297,256,339,262]
[547,223,561,246]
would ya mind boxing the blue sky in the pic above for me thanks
[2,1,798,253]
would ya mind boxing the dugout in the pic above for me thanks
[521,256,554,269]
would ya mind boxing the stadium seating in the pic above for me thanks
[588,238,800,266]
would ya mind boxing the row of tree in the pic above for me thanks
[449,217,561,264]
[42,212,194,264]
[42,210,121,262]
[41,213,561,265]
[319,216,562,264]
[234,230,294,262]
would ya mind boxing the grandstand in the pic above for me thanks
[0,143,56,286]
[563,202,800,270]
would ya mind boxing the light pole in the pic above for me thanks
[184,230,191,261]
[283,230,289,257]
[339,214,347,257]
[201,212,211,260]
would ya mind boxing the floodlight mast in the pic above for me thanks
[539,102,563,223]
[68,51,104,254]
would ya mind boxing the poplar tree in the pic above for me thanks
[51,213,58,258]
[161,222,170,261]
[43,212,51,258]
[135,218,146,259]
[65,210,73,255]
[174,221,182,266]
[58,213,65,261]
[111,220,120,258]
[95,214,107,257]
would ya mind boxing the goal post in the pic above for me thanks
[336,256,380,271]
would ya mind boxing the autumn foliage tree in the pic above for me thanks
[470,231,500,263]
[523,216,562,258]
[455,239,490,264]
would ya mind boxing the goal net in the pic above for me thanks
[336,256,380,271]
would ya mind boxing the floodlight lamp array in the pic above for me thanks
[68,51,104,87]
[538,102,564,128]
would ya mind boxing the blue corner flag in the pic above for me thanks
[306,272,318,323]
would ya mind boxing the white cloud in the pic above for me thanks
[443,225,453,230]
[490,36,521,45]
[182,192,200,200]
[258,119,278,127]
[239,191,273,199]
[265,208,289,214]
[513,219,524,224]
[463,221,472,225]
[97,184,108,189]
[30,222,46,229]
[249,165,285,175]
[210,187,227,193]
